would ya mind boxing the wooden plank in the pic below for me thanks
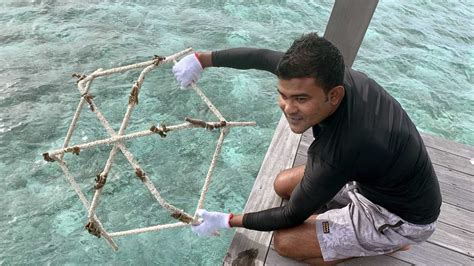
[438,180,474,211]
[427,146,474,175]
[293,152,307,168]
[324,0,379,67]
[422,133,474,159]
[439,202,474,233]
[296,140,311,156]
[294,130,313,166]
[429,219,474,257]
[389,241,474,265]
[434,164,474,193]
[224,115,301,266]
[300,129,314,146]
[266,246,411,266]
[340,255,410,266]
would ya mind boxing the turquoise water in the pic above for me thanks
[1,0,472,264]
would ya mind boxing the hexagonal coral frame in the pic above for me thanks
[43,48,255,250]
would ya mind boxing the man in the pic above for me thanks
[172,33,441,264]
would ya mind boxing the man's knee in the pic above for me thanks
[273,217,322,262]
[273,230,293,257]
[273,170,292,199]
[273,165,305,200]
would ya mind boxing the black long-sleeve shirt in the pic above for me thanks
[212,48,442,230]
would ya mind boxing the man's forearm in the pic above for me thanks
[229,213,244,227]
[197,48,283,75]
[196,52,213,68]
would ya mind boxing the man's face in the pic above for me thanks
[277,77,337,134]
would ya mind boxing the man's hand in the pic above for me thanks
[192,209,232,236]
[172,53,203,88]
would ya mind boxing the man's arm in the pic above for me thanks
[172,48,283,88]
[193,163,347,235]
[229,214,244,227]
[196,51,213,68]
[229,163,348,231]
[197,48,284,75]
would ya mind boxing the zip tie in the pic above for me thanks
[185,117,227,130]
[171,210,194,224]
[94,173,107,190]
[65,146,81,155]
[82,93,95,112]
[129,83,139,105]
[150,124,168,137]
[43,152,56,162]
[85,220,102,238]
[72,73,87,84]
[135,168,145,182]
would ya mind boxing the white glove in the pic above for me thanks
[192,209,231,236]
[172,53,203,89]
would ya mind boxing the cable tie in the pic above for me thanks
[85,220,101,238]
[72,73,87,84]
[135,168,145,182]
[171,210,193,224]
[65,146,81,155]
[42,152,56,162]
[153,55,166,66]
[150,124,167,138]
[82,94,95,112]
[129,83,139,105]
[94,173,107,190]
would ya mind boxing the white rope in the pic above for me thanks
[56,159,118,250]
[172,58,226,121]
[60,68,103,160]
[109,222,187,237]
[66,90,195,221]
[191,83,226,122]
[86,52,194,219]
[87,57,163,220]
[56,159,90,209]
[86,147,118,220]
[194,127,228,220]
[59,97,87,161]
[44,48,256,250]
[77,48,193,87]
[47,121,255,157]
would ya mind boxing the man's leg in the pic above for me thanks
[273,215,348,265]
[272,216,409,265]
[273,165,305,199]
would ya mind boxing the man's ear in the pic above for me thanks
[328,85,345,105]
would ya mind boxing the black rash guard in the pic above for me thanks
[212,48,442,230]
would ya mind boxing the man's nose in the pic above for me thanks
[282,99,298,115]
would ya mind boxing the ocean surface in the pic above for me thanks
[0,0,472,264]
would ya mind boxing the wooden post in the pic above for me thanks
[324,0,379,67]
[224,1,379,265]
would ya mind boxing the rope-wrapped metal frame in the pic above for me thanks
[43,48,256,250]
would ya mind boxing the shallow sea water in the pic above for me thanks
[0,0,472,265]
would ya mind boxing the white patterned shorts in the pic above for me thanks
[315,183,436,262]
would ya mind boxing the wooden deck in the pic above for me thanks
[224,116,474,265]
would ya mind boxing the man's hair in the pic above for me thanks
[276,32,345,93]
